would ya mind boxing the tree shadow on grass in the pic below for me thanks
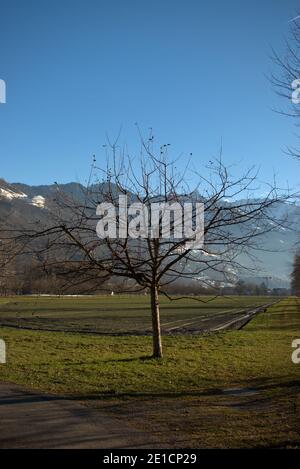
[1,377,299,406]
[101,355,155,363]
[75,377,300,401]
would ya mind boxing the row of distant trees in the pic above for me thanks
[0,257,288,298]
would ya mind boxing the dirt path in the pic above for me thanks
[0,382,151,448]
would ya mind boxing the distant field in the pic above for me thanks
[0,295,273,334]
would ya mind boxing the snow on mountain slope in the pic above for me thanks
[0,187,27,200]
[31,195,45,208]
[0,180,46,209]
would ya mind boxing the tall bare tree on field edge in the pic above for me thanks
[271,14,300,160]
[270,16,300,273]
[1,131,291,358]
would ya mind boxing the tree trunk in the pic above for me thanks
[150,284,163,358]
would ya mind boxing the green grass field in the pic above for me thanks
[0,294,272,333]
[0,296,299,447]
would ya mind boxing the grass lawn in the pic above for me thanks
[0,296,299,447]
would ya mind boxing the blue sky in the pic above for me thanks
[0,0,300,189]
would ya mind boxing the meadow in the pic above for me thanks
[0,296,299,447]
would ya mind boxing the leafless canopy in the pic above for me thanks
[271,15,300,158]
[0,131,290,357]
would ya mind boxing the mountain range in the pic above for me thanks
[0,178,299,289]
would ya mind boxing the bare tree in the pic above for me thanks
[271,15,300,158]
[270,18,300,275]
[2,132,289,358]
